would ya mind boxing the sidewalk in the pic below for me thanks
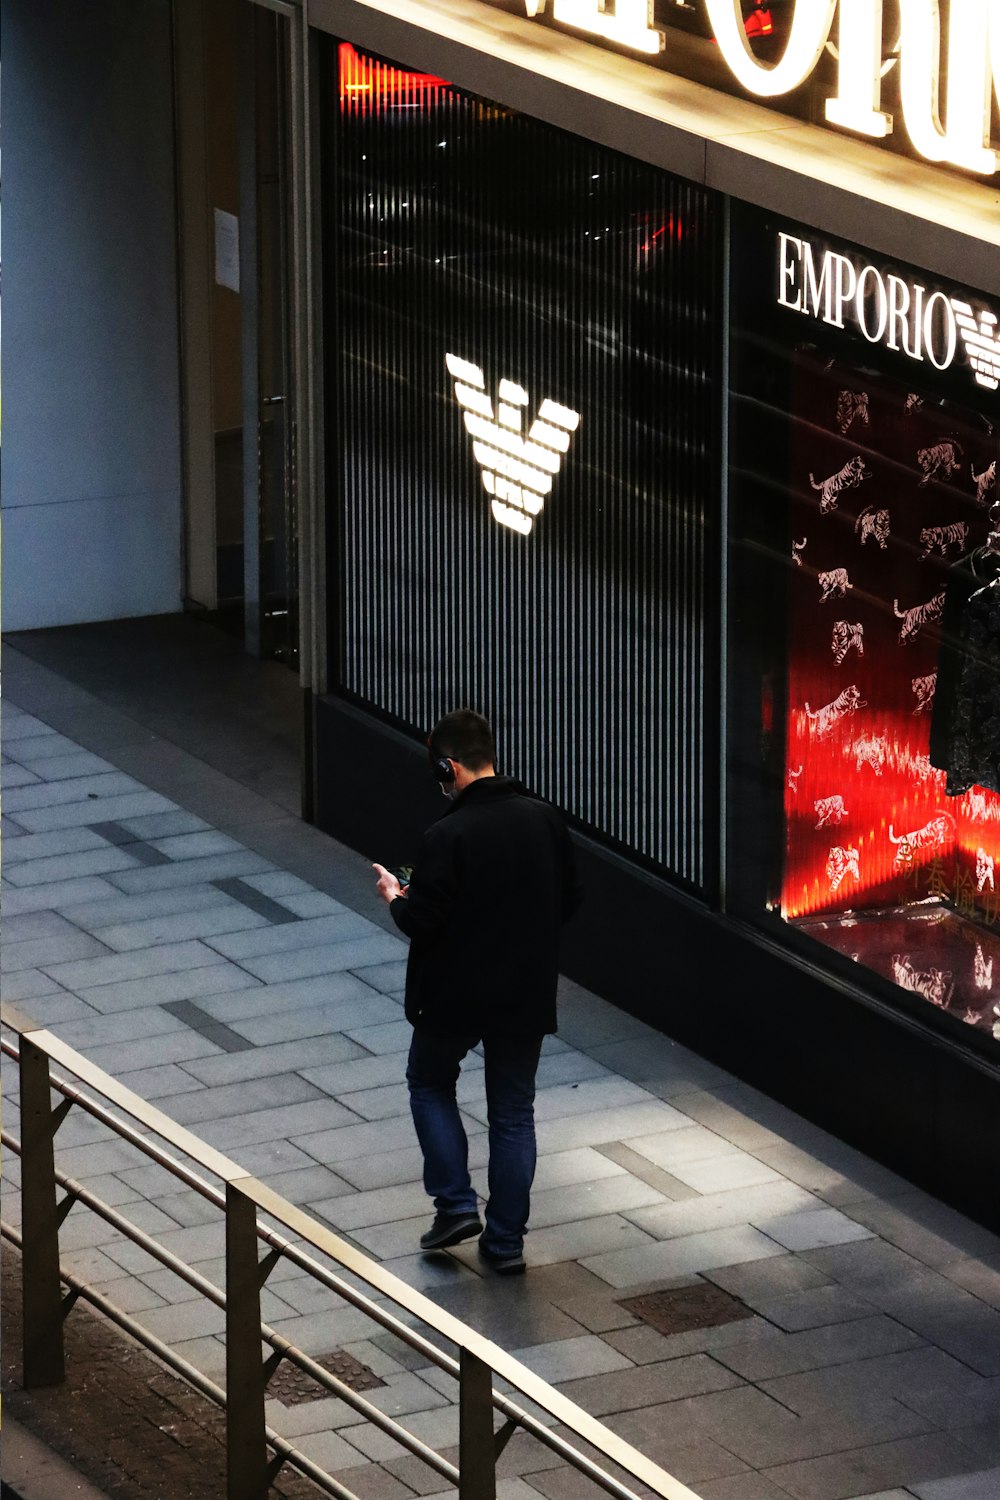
[3,619,1000,1500]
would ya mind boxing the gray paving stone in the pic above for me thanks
[752,1285,879,1332]
[801,1239,940,1299]
[232,933,410,984]
[157,1072,325,1126]
[75,961,261,1014]
[119,810,212,838]
[944,1258,1000,1312]
[188,970,386,1023]
[323,1081,411,1122]
[15,791,177,833]
[82,1028,226,1074]
[228,993,404,1044]
[332,1144,448,1192]
[1,718,62,744]
[516,1214,656,1268]
[846,1196,1000,1271]
[204,911,378,960]
[760,1346,993,1418]
[180,1031,369,1086]
[1,826,111,865]
[0,762,40,787]
[278,889,353,918]
[872,1276,1000,1377]
[909,1472,1000,1500]
[257,1163,357,1208]
[559,1353,743,1416]
[295,1114,442,1169]
[343,1019,419,1054]
[756,1209,877,1252]
[148,830,245,859]
[105,849,273,890]
[0,874,124,915]
[705,1255,835,1302]
[710,1315,926,1382]
[762,1430,980,1500]
[625,1182,821,1242]
[317,1181,438,1232]
[42,938,225,992]
[512,1334,633,1384]
[300,1052,413,1099]
[3,770,141,812]
[527,1175,668,1231]
[14,750,117,781]
[60,884,235,929]
[1,929,112,972]
[534,1101,694,1155]
[753,1140,914,1210]
[605,1315,777,1365]
[583,1226,788,1288]
[531,1148,628,1191]
[93,902,270,952]
[348,959,409,993]
[110,1062,209,1100]
[622,1125,744,1170]
[0,965,68,1001]
[3,844,143,888]
[9,990,98,1027]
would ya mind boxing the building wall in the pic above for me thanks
[3,0,183,629]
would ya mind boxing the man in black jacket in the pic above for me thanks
[373,709,581,1274]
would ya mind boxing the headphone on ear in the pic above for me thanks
[432,756,455,786]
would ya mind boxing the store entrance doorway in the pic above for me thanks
[176,0,298,666]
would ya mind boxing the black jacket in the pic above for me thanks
[389,776,582,1036]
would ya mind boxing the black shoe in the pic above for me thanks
[420,1212,483,1251]
[477,1237,526,1276]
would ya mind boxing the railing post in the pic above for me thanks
[459,1347,497,1500]
[226,1180,269,1500]
[19,1036,67,1388]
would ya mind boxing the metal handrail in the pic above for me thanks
[1,1004,701,1500]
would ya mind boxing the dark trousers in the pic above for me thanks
[406,1028,544,1257]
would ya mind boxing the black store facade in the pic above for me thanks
[303,0,1000,1229]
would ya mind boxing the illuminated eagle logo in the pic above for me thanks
[445,354,580,535]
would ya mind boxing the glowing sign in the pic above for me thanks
[446,354,580,534]
[777,232,1000,391]
[517,0,1000,177]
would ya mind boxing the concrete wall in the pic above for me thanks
[3,0,183,629]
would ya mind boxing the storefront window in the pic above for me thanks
[729,208,1000,1050]
[322,40,723,887]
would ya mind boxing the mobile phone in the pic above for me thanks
[394,865,413,889]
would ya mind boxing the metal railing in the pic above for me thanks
[1,1004,701,1500]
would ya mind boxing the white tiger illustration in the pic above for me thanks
[888,812,955,865]
[791,536,807,567]
[919,521,968,559]
[814,795,848,829]
[809,456,871,514]
[827,845,860,893]
[911,673,937,714]
[831,620,864,665]
[904,393,924,414]
[854,505,890,549]
[975,944,994,991]
[892,954,953,1008]
[972,460,997,506]
[805,685,866,737]
[917,439,963,486]
[819,568,853,603]
[836,390,870,435]
[894,591,945,642]
[977,848,996,893]
[787,765,803,794]
[967,790,990,821]
[853,735,887,775]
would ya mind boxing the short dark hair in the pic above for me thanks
[429,709,496,772]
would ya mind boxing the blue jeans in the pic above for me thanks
[406,1028,544,1258]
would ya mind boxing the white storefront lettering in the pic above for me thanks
[777,233,997,389]
[521,0,1000,177]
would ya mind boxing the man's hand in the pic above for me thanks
[372,862,407,903]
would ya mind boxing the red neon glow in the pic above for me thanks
[744,8,774,40]
[780,350,1000,938]
[338,43,450,111]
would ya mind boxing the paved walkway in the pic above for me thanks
[2,624,1000,1500]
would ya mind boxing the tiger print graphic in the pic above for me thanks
[835,390,870,435]
[919,521,968,559]
[917,439,963,487]
[831,620,864,665]
[855,506,890,549]
[809,456,871,515]
[894,591,945,643]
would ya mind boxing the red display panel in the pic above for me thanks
[782,350,1000,1034]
